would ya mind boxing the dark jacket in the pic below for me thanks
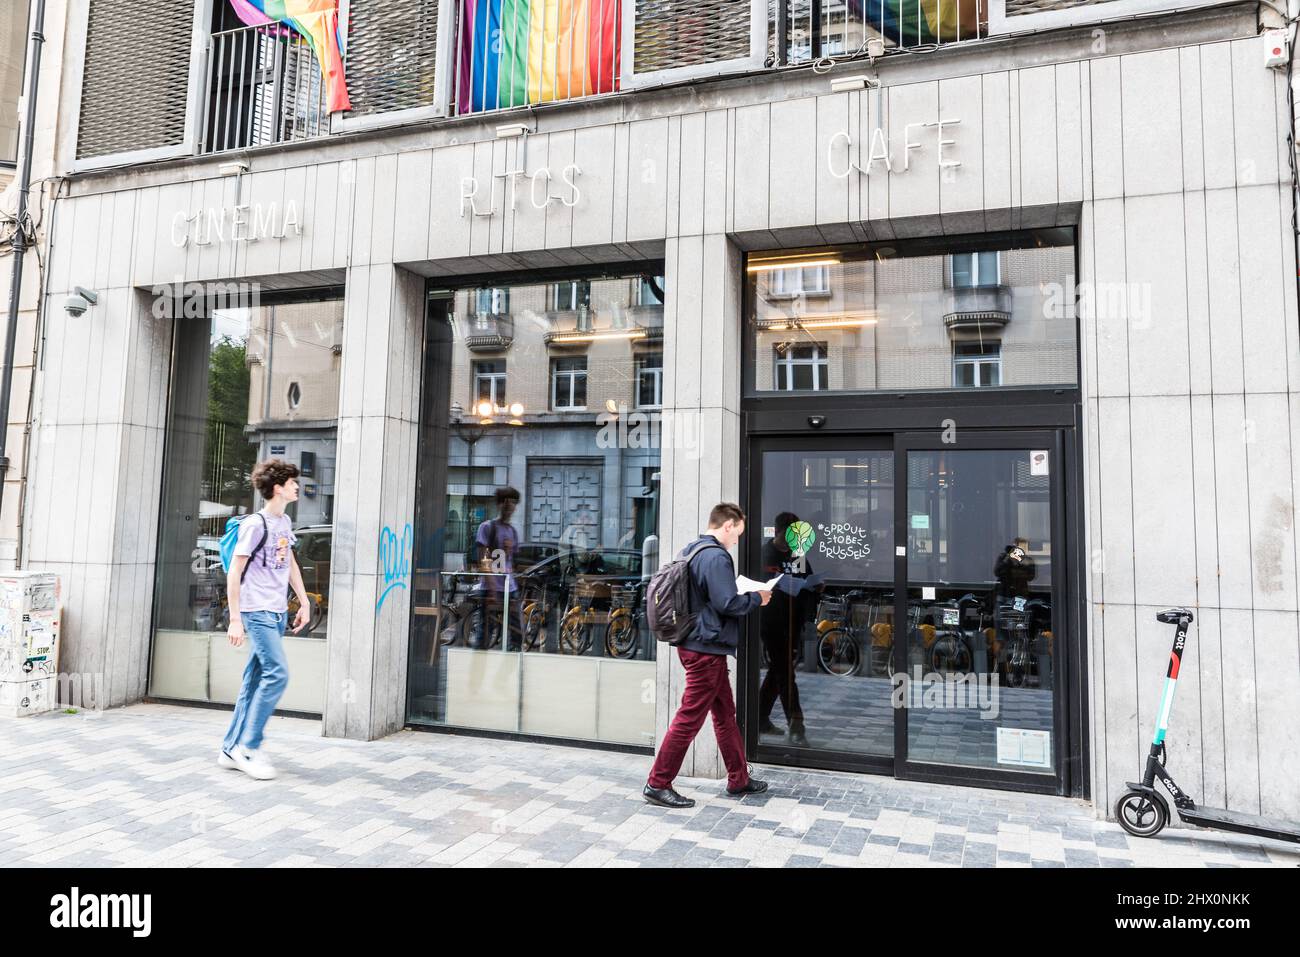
[678,534,761,657]
[760,539,815,639]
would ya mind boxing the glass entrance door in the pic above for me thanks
[748,439,896,774]
[746,431,1070,790]
[895,433,1065,790]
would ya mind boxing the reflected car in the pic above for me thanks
[291,525,332,635]
[517,547,644,588]
[512,542,563,573]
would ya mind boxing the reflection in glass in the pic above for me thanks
[409,273,666,747]
[150,298,343,713]
[757,450,894,757]
[748,232,1076,394]
[905,449,1054,774]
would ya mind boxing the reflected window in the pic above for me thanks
[476,287,508,314]
[771,266,830,297]
[953,342,1001,388]
[747,232,1076,394]
[636,351,663,409]
[473,359,507,408]
[552,280,591,311]
[635,277,664,306]
[951,251,1000,288]
[775,342,829,391]
[552,356,588,410]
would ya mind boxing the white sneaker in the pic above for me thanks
[217,748,238,769]
[229,746,277,781]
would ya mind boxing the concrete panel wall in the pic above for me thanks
[325,263,424,740]
[657,234,744,781]
[1080,43,1300,821]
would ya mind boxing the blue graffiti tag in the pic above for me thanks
[376,523,413,613]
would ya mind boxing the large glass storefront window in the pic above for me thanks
[151,294,343,713]
[408,270,665,747]
[747,231,1077,394]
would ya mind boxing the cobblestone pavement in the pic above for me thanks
[1,704,1296,868]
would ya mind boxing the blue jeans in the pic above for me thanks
[222,610,290,752]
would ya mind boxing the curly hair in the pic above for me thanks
[251,459,300,500]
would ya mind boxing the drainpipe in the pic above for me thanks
[0,0,46,524]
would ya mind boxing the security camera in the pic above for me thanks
[63,286,98,317]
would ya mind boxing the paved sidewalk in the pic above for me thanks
[1,704,1296,868]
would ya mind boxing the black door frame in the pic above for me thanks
[890,428,1071,796]
[739,404,1088,798]
[743,433,897,779]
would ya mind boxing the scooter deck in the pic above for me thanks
[1177,805,1300,844]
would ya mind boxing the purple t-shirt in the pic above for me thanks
[475,518,518,593]
[235,510,296,612]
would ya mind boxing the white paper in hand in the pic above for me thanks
[735,574,782,595]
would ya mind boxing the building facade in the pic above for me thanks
[11,0,1300,822]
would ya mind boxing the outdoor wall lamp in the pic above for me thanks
[63,286,98,318]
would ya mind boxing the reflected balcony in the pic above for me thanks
[464,313,514,351]
[943,286,1012,335]
[544,304,663,347]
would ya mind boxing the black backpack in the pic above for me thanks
[646,541,723,645]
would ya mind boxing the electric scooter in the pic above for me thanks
[1114,608,1300,843]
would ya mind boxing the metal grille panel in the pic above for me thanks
[1006,0,1117,12]
[77,0,194,160]
[634,0,752,75]
[346,0,440,116]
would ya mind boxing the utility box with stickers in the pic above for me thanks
[0,573,62,718]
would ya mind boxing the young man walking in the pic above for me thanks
[219,460,311,780]
[644,503,772,808]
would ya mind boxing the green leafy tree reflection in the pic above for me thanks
[206,337,256,509]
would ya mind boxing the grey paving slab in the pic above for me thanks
[1,704,1297,868]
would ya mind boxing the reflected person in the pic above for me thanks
[994,537,1036,600]
[473,486,525,651]
[759,512,815,748]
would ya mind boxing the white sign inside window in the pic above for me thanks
[997,727,1052,769]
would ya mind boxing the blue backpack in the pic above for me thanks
[219,513,268,582]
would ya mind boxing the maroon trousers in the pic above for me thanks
[648,647,750,791]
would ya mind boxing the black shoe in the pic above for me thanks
[759,717,785,736]
[643,784,695,809]
[726,778,769,796]
[787,723,809,748]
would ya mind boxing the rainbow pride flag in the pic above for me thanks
[851,0,985,46]
[228,0,351,113]
[457,0,621,114]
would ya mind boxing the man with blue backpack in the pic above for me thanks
[216,459,311,780]
[642,503,772,808]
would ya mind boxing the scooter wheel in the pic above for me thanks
[1115,790,1167,838]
